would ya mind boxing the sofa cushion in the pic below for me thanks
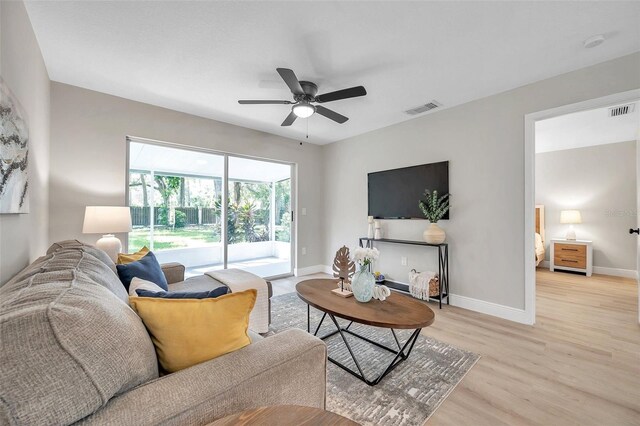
[168,274,228,293]
[129,277,167,297]
[137,287,229,299]
[47,239,117,273]
[129,289,256,373]
[116,251,168,291]
[0,247,159,425]
[117,246,150,265]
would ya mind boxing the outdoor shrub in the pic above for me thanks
[174,210,187,228]
[156,207,170,226]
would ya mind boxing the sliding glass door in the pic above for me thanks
[226,156,292,277]
[127,139,293,278]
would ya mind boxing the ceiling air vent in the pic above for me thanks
[608,103,635,117]
[405,100,442,116]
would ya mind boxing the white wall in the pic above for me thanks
[49,83,324,270]
[322,52,640,315]
[0,1,50,285]
[536,141,637,272]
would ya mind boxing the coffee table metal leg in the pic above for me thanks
[342,328,400,355]
[391,329,406,356]
[313,312,328,337]
[327,314,368,381]
[321,312,421,386]
[309,307,340,340]
[375,328,421,384]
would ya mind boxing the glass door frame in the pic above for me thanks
[125,136,296,280]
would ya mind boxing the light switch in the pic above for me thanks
[302,208,307,216]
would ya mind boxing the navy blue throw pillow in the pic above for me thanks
[116,251,168,291]
[136,286,229,299]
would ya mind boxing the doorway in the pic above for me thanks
[524,89,640,324]
[126,138,295,280]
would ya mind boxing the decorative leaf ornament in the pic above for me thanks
[332,246,355,283]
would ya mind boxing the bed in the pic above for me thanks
[535,204,546,266]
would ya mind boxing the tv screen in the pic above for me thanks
[368,161,449,219]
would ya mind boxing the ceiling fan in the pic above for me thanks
[238,68,367,126]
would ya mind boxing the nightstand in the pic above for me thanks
[550,238,593,276]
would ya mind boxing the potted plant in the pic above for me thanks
[419,189,450,244]
[350,247,380,302]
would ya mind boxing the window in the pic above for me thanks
[127,139,293,278]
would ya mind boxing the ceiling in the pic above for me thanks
[536,101,640,153]
[129,142,291,182]
[25,1,640,145]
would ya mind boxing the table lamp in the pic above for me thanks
[83,206,132,261]
[560,210,582,240]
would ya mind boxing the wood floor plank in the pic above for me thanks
[424,270,640,425]
[271,270,640,425]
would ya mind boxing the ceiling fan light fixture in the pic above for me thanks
[293,103,315,118]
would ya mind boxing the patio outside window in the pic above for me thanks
[127,139,293,278]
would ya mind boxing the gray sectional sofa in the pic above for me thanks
[0,240,326,425]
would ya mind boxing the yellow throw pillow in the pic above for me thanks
[117,246,150,265]
[129,289,257,373]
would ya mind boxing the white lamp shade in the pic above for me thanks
[83,206,132,234]
[560,210,582,224]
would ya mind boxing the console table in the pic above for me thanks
[359,237,449,308]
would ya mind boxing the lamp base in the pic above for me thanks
[96,234,122,262]
[565,227,577,241]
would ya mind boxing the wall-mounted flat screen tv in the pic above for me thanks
[368,161,449,219]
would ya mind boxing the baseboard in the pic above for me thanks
[294,265,332,277]
[538,261,637,279]
[592,266,638,279]
[448,294,532,324]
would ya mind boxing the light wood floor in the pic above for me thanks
[272,270,640,425]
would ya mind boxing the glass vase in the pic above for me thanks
[351,266,375,303]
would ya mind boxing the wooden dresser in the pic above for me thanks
[550,238,593,276]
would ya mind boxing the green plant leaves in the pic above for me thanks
[419,189,450,223]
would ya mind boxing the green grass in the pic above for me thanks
[129,226,220,251]
[129,224,291,251]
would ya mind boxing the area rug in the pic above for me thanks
[269,292,480,426]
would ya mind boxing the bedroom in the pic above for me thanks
[534,98,640,317]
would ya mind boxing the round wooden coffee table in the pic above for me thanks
[209,405,358,425]
[296,278,435,386]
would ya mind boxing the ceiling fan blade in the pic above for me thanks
[238,100,292,104]
[276,68,304,96]
[281,111,297,127]
[315,86,367,103]
[315,105,348,124]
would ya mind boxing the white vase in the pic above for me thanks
[423,223,446,244]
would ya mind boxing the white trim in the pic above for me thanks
[593,267,638,279]
[539,261,638,279]
[449,294,531,324]
[294,265,331,276]
[125,136,297,277]
[289,163,298,275]
[524,89,640,327]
